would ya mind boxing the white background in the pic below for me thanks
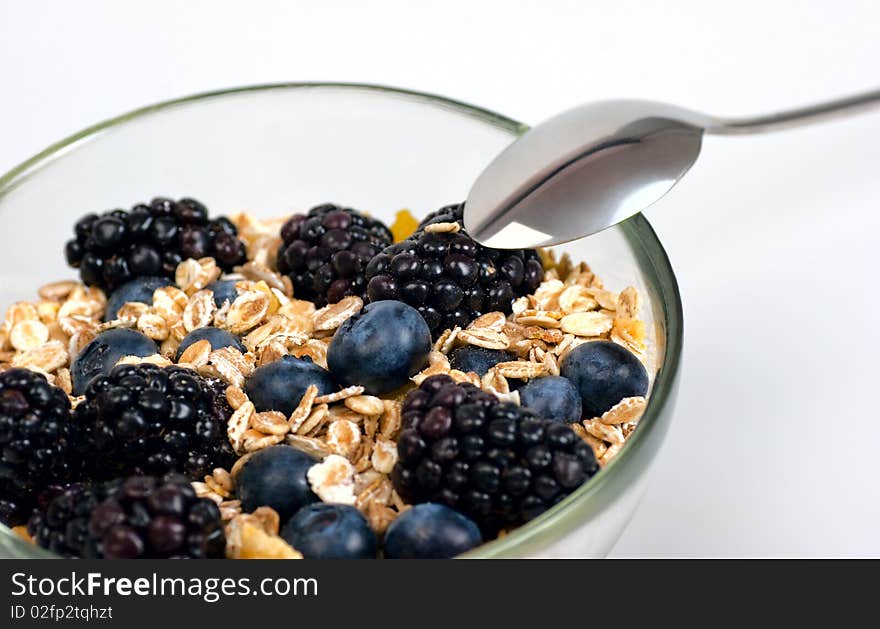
[2,0,878,557]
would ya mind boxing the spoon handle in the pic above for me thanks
[706,87,880,135]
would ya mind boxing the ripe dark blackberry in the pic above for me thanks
[29,474,225,558]
[72,364,235,481]
[64,197,247,292]
[390,375,599,533]
[0,369,77,526]
[365,203,544,338]
[27,481,116,557]
[417,202,466,228]
[276,203,393,307]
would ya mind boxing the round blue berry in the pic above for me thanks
[175,327,246,361]
[71,328,158,395]
[327,300,431,395]
[206,279,239,308]
[448,346,515,377]
[236,445,319,523]
[104,276,169,321]
[518,376,583,423]
[560,340,648,418]
[245,355,338,416]
[281,503,377,559]
[383,503,482,559]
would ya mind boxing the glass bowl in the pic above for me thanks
[0,83,682,558]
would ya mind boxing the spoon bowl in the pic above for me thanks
[464,101,706,248]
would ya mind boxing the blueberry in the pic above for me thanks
[70,329,158,395]
[383,503,482,559]
[175,327,246,361]
[236,445,319,523]
[560,340,649,417]
[327,300,431,395]
[104,276,169,321]
[448,346,516,377]
[245,355,338,416]
[518,376,582,423]
[281,503,377,559]
[205,279,239,308]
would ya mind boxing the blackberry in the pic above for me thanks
[29,474,225,558]
[390,375,599,533]
[64,197,247,292]
[72,364,235,481]
[276,203,393,307]
[417,202,466,228]
[365,203,543,338]
[0,369,77,526]
[27,482,116,557]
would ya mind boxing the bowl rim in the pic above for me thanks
[0,82,683,558]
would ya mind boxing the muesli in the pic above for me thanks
[0,199,648,558]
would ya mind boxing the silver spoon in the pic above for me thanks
[464,88,880,249]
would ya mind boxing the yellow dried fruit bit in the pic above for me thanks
[227,521,302,559]
[390,208,420,242]
[613,317,646,345]
[252,280,281,315]
[12,525,34,544]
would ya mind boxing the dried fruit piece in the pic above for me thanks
[226,513,302,559]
